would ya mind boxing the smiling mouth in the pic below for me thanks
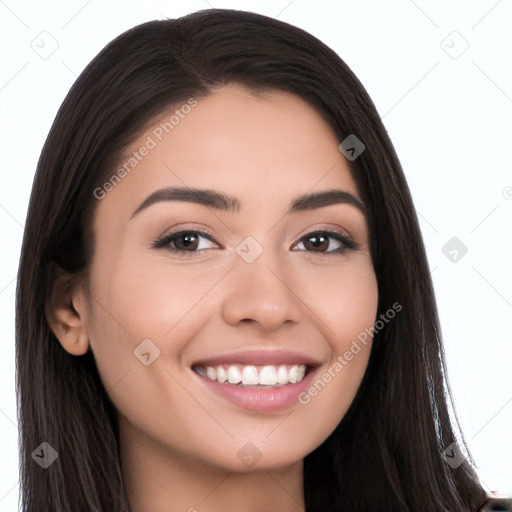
[192,363,309,387]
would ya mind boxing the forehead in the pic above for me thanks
[96,85,359,217]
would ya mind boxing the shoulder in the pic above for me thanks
[478,496,512,511]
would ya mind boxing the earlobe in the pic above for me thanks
[46,278,90,356]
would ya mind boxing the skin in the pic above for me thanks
[50,85,378,512]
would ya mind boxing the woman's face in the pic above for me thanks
[74,85,378,472]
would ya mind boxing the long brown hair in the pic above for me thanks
[16,9,486,511]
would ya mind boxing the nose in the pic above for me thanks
[221,250,303,332]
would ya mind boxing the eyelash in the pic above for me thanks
[151,229,359,256]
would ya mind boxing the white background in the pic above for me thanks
[1,1,511,509]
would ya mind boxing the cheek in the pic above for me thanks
[82,259,218,445]
[291,261,377,445]
[82,252,232,420]
[301,256,378,341]
[87,250,228,350]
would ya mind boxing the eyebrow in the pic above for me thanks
[130,186,365,219]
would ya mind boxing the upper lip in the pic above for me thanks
[191,349,323,368]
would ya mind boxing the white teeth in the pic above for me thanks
[259,365,277,385]
[197,363,308,386]
[216,365,227,383]
[241,365,259,385]
[277,365,288,385]
[227,365,242,384]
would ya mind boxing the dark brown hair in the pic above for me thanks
[16,8,486,511]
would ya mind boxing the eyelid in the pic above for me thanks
[154,223,217,241]
[291,222,357,245]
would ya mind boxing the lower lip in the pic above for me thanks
[194,368,317,412]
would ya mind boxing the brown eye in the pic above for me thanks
[174,232,199,251]
[152,230,220,253]
[303,233,329,252]
[293,231,357,254]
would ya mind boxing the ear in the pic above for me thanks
[46,266,90,356]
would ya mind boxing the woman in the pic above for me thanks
[15,8,508,511]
